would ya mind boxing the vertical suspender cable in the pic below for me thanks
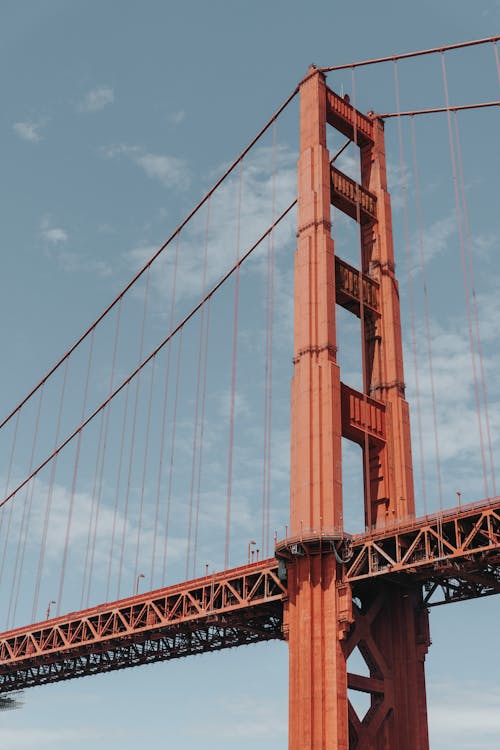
[191,202,211,577]
[81,396,106,606]
[453,111,496,496]
[393,61,430,512]
[266,122,278,555]
[494,41,500,85]
[187,201,211,578]
[162,329,183,583]
[134,357,156,583]
[86,302,123,606]
[106,381,130,600]
[2,411,20,626]
[262,196,271,554]
[117,267,151,597]
[440,52,489,499]
[225,161,244,569]
[57,326,97,613]
[409,117,441,515]
[1,411,20,523]
[32,358,69,621]
[0,409,20,583]
[8,387,44,626]
[193,298,211,577]
[150,234,180,587]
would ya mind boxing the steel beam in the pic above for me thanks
[1,498,500,693]
[0,560,284,693]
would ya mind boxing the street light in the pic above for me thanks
[45,600,56,620]
[247,540,257,564]
[135,573,145,595]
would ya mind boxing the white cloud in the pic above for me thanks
[335,150,358,176]
[77,86,114,113]
[168,109,186,126]
[0,728,111,748]
[40,217,68,244]
[411,215,456,272]
[405,288,500,505]
[218,389,251,421]
[0,469,190,624]
[135,152,189,188]
[13,121,43,143]
[472,232,497,261]
[127,144,296,309]
[103,144,190,190]
[429,680,500,749]
[191,696,287,739]
[42,227,68,244]
[50,250,112,277]
[39,217,113,276]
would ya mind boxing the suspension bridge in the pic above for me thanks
[1,35,499,748]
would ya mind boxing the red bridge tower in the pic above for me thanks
[283,67,430,749]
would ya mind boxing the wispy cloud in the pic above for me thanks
[0,470,189,624]
[103,144,190,190]
[13,120,43,143]
[135,152,189,188]
[127,144,296,306]
[428,680,500,749]
[481,0,500,17]
[411,215,456,271]
[50,250,112,277]
[39,216,111,276]
[77,86,114,113]
[168,109,185,126]
[472,232,498,262]
[191,695,287,739]
[40,217,68,244]
[405,288,500,505]
[0,727,113,748]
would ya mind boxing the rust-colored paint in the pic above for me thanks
[288,67,347,750]
[0,496,498,693]
[287,66,427,749]
[0,61,498,748]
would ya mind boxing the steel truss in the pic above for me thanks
[0,560,284,693]
[345,497,500,583]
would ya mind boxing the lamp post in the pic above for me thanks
[135,573,145,595]
[45,600,56,620]
[247,540,257,564]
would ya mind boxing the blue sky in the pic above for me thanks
[0,1,499,747]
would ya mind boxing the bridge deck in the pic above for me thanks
[0,560,285,692]
[1,498,499,693]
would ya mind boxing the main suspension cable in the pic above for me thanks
[379,101,500,118]
[0,201,297,513]
[319,35,500,73]
[0,87,299,434]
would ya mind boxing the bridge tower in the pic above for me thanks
[284,67,430,749]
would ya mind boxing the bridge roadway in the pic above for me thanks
[0,498,499,693]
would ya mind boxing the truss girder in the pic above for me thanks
[422,560,500,607]
[1,499,500,692]
[345,498,500,582]
[0,561,285,692]
[0,616,283,693]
